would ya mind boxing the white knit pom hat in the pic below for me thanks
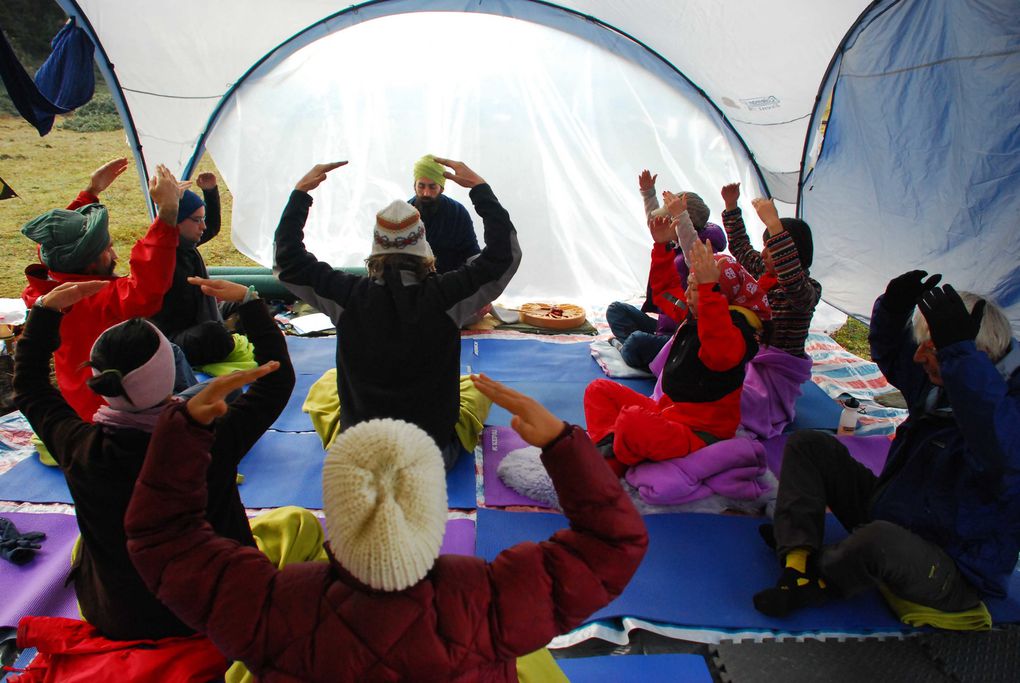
[322,418,447,591]
[372,200,434,260]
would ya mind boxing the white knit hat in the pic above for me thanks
[372,200,434,260]
[322,419,448,591]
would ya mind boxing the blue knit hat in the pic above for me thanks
[176,190,205,225]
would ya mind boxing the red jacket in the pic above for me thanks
[20,191,178,421]
[10,616,226,683]
[125,406,648,683]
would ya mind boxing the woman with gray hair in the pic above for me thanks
[753,270,1020,621]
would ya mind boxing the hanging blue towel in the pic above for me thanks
[0,20,95,135]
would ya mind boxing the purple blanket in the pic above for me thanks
[0,512,80,627]
[481,426,553,508]
[739,346,813,439]
[625,437,772,506]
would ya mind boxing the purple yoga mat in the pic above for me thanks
[763,433,893,477]
[480,426,554,508]
[440,518,476,556]
[0,512,80,627]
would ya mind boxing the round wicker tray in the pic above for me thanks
[518,303,587,330]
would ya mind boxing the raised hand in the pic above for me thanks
[688,238,720,284]
[883,270,942,316]
[918,284,985,350]
[295,162,348,193]
[471,373,564,448]
[196,172,217,190]
[662,190,687,218]
[37,280,109,311]
[433,157,485,188]
[751,197,781,229]
[187,277,249,303]
[186,362,280,425]
[648,214,675,244]
[85,157,128,196]
[638,169,658,192]
[721,182,740,211]
[149,164,184,225]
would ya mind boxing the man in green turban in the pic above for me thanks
[409,154,480,274]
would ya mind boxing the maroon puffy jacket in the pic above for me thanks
[126,404,647,682]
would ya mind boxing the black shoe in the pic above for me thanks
[758,523,777,550]
[753,566,831,617]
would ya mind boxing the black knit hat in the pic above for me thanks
[779,217,813,270]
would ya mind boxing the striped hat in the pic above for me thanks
[372,200,434,260]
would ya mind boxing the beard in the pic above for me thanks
[417,195,439,216]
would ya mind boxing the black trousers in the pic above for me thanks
[773,430,980,611]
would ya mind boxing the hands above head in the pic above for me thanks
[295,161,347,193]
[662,190,687,218]
[721,182,740,211]
[687,238,720,284]
[149,164,185,225]
[638,169,658,193]
[37,281,109,312]
[433,157,485,188]
[751,197,782,232]
[648,214,675,244]
[187,277,249,303]
[471,373,565,448]
[85,157,128,197]
[883,270,942,316]
[918,284,985,350]
[196,172,217,190]
[186,361,280,425]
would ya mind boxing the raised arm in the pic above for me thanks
[647,214,689,323]
[188,278,297,463]
[273,162,359,322]
[13,282,109,467]
[65,157,129,210]
[638,169,660,219]
[688,240,748,371]
[470,376,647,656]
[752,197,817,310]
[430,159,522,325]
[196,172,221,245]
[720,183,766,279]
[869,270,941,401]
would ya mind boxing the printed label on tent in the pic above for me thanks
[741,95,781,111]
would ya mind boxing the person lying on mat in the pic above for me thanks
[720,182,820,358]
[13,277,296,643]
[19,160,185,422]
[605,170,727,372]
[754,272,1020,618]
[274,159,521,470]
[149,172,248,373]
[585,193,771,475]
[124,373,647,683]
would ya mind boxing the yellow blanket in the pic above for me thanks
[879,584,991,631]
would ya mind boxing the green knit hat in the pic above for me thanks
[412,154,446,189]
[21,204,110,273]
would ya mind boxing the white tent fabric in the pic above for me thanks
[55,0,1019,326]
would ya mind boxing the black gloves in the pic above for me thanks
[882,270,942,317]
[918,284,986,350]
[0,516,46,565]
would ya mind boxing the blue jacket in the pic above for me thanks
[868,296,1020,597]
[408,193,480,274]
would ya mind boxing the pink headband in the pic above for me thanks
[89,320,176,411]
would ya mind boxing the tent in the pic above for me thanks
[53,0,1020,326]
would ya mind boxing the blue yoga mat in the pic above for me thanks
[475,508,1020,632]
[788,379,843,432]
[557,653,712,683]
[271,372,318,433]
[285,335,337,376]
[0,455,70,503]
[237,430,477,509]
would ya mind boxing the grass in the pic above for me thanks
[831,315,871,360]
[0,114,256,299]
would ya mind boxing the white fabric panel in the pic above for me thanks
[207,12,761,305]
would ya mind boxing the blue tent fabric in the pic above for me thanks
[0,21,95,135]
[802,0,1020,329]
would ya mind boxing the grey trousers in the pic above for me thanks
[773,430,981,611]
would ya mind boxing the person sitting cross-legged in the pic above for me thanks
[124,374,648,683]
[753,272,1020,619]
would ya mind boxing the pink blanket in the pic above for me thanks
[625,437,771,505]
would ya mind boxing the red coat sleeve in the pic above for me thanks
[695,283,747,371]
[648,243,689,324]
[65,190,98,210]
[103,218,179,320]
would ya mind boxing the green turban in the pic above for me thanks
[413,154,446,189]
[21,203,110,273]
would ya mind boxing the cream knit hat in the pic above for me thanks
[371,200,434,260]
[322,419,448,591]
